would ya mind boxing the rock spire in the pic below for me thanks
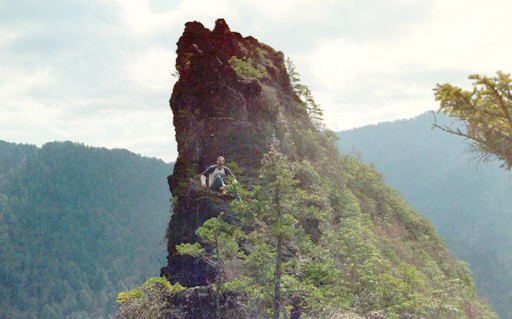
[161,19,313,286]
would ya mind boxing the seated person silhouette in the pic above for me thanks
[200,156,237,194]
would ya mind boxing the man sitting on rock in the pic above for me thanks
[200,156,237,194]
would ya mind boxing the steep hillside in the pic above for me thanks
[115,20,497,318]
[337,112,512,318]
[0,141,173,318]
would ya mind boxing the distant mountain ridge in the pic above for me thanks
[337,112,512,318]
[0,140,173,318]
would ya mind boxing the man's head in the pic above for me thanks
[216,156,225,168]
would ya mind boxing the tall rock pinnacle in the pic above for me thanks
[161,19,314,286]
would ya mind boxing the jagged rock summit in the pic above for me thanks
[168,18,312,191]
[161,19,314,286]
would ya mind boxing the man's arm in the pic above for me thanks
[200,165,216,187]
[224,167,237,183]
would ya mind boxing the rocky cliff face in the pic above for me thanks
[156,20,498,319]
[161,19,314,287]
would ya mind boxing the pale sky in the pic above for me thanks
[2,0,512,163]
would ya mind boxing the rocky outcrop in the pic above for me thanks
[161,19,314,286]
[164,286,243,319]
[153,19,499,319]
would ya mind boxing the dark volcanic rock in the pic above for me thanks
[164,286,244,319]
[161,19,313,287]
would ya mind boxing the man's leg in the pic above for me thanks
[209,175,223,192]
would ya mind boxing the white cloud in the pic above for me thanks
[2,0,512,162]
[418,0,512,74]
[0,65,57,99]
[288,0,512,131]
[123,47,176,94]
[0,30,17,48]
[102,0,171,34]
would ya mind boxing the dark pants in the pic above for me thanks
[209,175,224,192]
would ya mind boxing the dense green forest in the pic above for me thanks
[337,112,512,318]
[119,130,497,318]
[0,140,173,318]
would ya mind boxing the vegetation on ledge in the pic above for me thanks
[118,127,497,318]
[118,20,497,318]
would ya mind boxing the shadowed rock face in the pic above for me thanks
[161,19,313,286]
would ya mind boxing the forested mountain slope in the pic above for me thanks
[116,20,497,319]
[337,112,512,318]
[0,140,173,318]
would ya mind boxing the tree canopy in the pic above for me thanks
[0,141,172,319]
[434,71,512,170]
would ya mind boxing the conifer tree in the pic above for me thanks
[229,145,321,318]
[434,71,512,170]
[285,57,324,129]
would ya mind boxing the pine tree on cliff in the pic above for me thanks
[174,146,321,318]
[258,147,297,319]
[285,57,324,129]
[229,145,321,318]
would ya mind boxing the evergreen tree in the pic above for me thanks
[176,146,322,318]
[231,146,321,318]
[0,141,172,318]
[434,71,512,170]
[285,57,324,129]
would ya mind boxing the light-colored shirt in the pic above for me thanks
[200,165,237,187]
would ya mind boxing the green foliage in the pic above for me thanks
[111,104,497,318]
[229,56,268,79]
[176,242,205,258]
[337,112,512,318]
[434,71,512,170]
[252,148,320,318]
[228,145,495,317]
[174,138,496,317]
[0,141,173,319]
[144,276,185,293]
[177,148,324,318]
[118,59,494,319]
[177,214,243,265]
[285,56,324,129]
[166,103,495,317]
[116,277,183,319]
[117,289,144,304]
[285,57,300,87]
[176,213,245,318]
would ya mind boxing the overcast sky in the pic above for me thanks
[2,0,512,163]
